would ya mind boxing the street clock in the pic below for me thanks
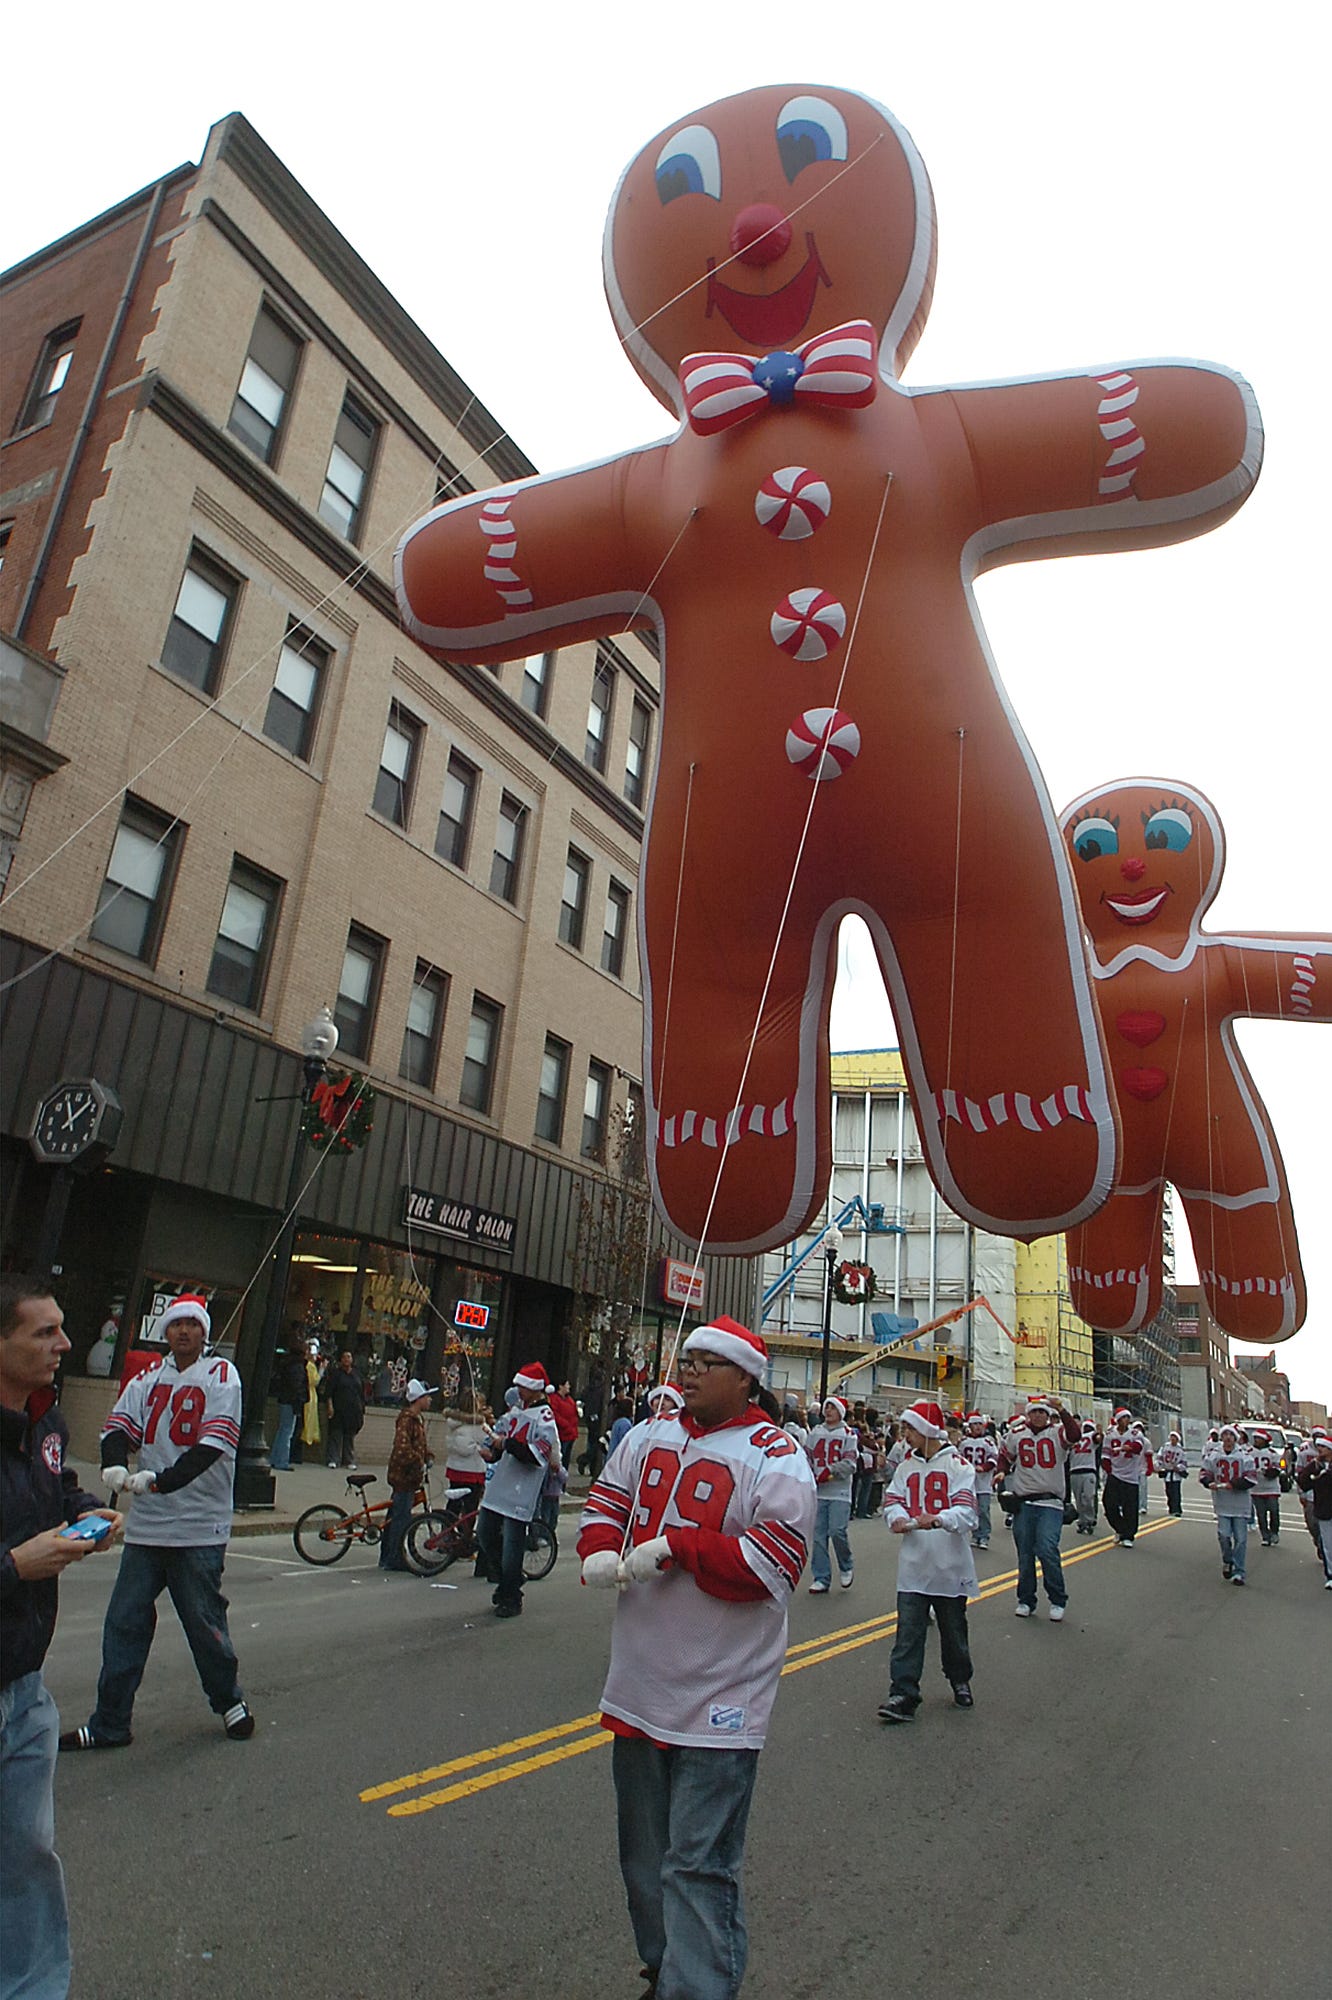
[29,1078,123,1166]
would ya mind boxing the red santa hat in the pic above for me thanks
[159,1294,211,1340]
[647,1381,685,1413]
[512,1362,551,1393]
[822,1396,848,1421]
[1252,1428,1270,1446]
[681,1316,768,1379]
[901,1399,948,1441]
[1081,1420,1098,1434]
[1114,1407,1132,1421]
[1219,1421,1239,1436]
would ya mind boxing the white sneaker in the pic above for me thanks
[808,1581,829,1594]
[1014,1604,1034,1618]
[1049,1605,1066,1622]
[839,1570,854,1589]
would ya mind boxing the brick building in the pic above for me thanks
[0,114,749,1446]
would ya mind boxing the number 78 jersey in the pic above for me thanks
[102,1352,242,1546]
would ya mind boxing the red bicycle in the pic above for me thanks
[407,1487,558,1581]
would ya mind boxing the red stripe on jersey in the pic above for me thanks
[103,1414,143,1445]
[747,1525,804,1587]
[757,1520,807,1564]
[588,1479,632,1515]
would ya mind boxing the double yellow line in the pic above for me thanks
[361,1518,1175,1818]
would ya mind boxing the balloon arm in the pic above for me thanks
[944,360,1260,570]
[1216,937,1332,1023]
[395,450,668,665]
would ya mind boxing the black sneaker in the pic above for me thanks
[223,1702,255,1740]
[877,1695,916,1725]
[58,1726,129,1752]
[494,1602,523,1619]
[1222,1564,1233,1579]
[952,1684,975,1709]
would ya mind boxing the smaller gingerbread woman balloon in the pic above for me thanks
[1060,779,1330,1344]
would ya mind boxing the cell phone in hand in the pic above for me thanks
[58,1516,114,1543]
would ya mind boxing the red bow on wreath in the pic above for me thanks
[311,1073,355,1130]
[833,1260,877,1306]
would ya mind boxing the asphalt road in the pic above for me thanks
[42,1497,1330,2000]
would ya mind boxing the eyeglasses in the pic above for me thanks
[677,1354,732,1375]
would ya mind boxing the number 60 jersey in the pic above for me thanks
[102,1352,242,1546]
[579,1411,817,1750]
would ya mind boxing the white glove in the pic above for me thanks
[124,1470,158,1496]
[618,1535,674,1584]
[101,1465,130,1494]
[580,1550,622,1589]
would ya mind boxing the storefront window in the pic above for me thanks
[357,1244,438,1399]
[286,1233,361,1366]
[432,1262,503,1408]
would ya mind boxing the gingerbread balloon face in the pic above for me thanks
[1061,778,1330,1344]
[607,85,935,410]
[397,83,1262,1259]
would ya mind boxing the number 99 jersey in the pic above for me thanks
[102,1353,242,1546]
[579,1412,816,1750]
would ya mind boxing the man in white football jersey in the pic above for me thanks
[998,1399,1080,1617]
[1069,1421,1101,1533]
[1199,1422,1258,1585]
[879,1400,978,1722]
[958,1414,998,1549]
[578,1316,815,2000]
[1248,1429,1283,1547]
[1155,1432,1189,1518]
[59,1296,252,1750]
[475,1362,561,1619]
[1101,1408,1151,1546]
[802,1396,858,1591]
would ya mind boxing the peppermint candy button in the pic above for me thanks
[770,587,846,662]
[755,466,831,541]
[785,707,861,781]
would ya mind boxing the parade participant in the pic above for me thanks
[1294,1432,1325,1564]
[1131,1420,1153,1517]
[1101,1408,1151,1546]
[998,1398,1080,1619]
[958,1414,999,1550]
[1294,1435,1332,1587]
[577,1315,815,2000]
[475,1363,559,1619]
[439,1392,491,1520]
[1250,1430,1283,1546]
[60,1295,253,1750]
[878,1401,978,1723]
[2,1277,121,2000]
[802,1396,858,1592]
[1199,1423,1258,1585]
[643,1383,686,1422]
[1069,1421,1101,1533]
[379,1380,435,1574]
[1156,1432,1189,1518]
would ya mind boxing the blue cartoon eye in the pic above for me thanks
[776,96,849,183]
[1073,816,1119,862]
[655,125,721,204]
[1144,807,1193,853]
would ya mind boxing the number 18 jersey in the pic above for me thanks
[102,1353,242,1545]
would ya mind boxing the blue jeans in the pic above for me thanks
[1012,1501,1067,1608]
[379,1487,414,1569]
[810,1496,852,1586]
[1253,1495,1280,1541]
[1216,1512,1249,1577]
[90,1543,243,1743]
[612,1734,760,2000]
[0,1672,69,2000]
[971,1492,992,1545]
[269,1402,299,1470]
[888,1591,973,1702]
[475,1506,528,1610]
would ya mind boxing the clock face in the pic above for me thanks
[31,1084,103,1163]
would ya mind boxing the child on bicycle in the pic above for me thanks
[379,1380,436,1574]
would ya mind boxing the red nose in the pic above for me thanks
[729,203,792,267]
[1121,857,1147,882]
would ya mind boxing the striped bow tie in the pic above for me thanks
[680,320,878,436]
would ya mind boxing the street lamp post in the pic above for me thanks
[233,1008,339,1510]
[818,1225,843,1406]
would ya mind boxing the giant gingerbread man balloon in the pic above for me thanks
[1061,780,1329,1344]
[396,84,1263,1257]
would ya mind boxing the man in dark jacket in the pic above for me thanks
[269,1339,308,1471]
[1,1276,121,1998]
[322,1351,365,1468]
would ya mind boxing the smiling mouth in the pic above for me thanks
[706,234,831,348]
[1102,886,1171,925]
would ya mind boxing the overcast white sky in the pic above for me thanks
[6,2,1328,1399]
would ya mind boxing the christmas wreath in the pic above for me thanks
[833,1260,877,1305]
[302,1070,376,1154]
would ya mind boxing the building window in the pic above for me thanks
[19,322,79,431]
[559,848,589,950]
[160,547,238,694]
[228,306,301,464]
[373,703,421,827]
[401,962,447,1089]
[582,1060,611,1161]
[489,793,527,903]
[89,797,181,963]
[585,654,614,773]
[264,625,326,761]
[521,652,552,718]
[436,751,477,868]
[460,995,502,1113]
[0,522,11,572]
[601,880,630,978]
[535,1035,570,1145]
[319,395,378,542]
[625,697,652,808]
[206,859,281,1011]
[334,925,385,1061]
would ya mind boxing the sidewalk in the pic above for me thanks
[69,1457,594,1540]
